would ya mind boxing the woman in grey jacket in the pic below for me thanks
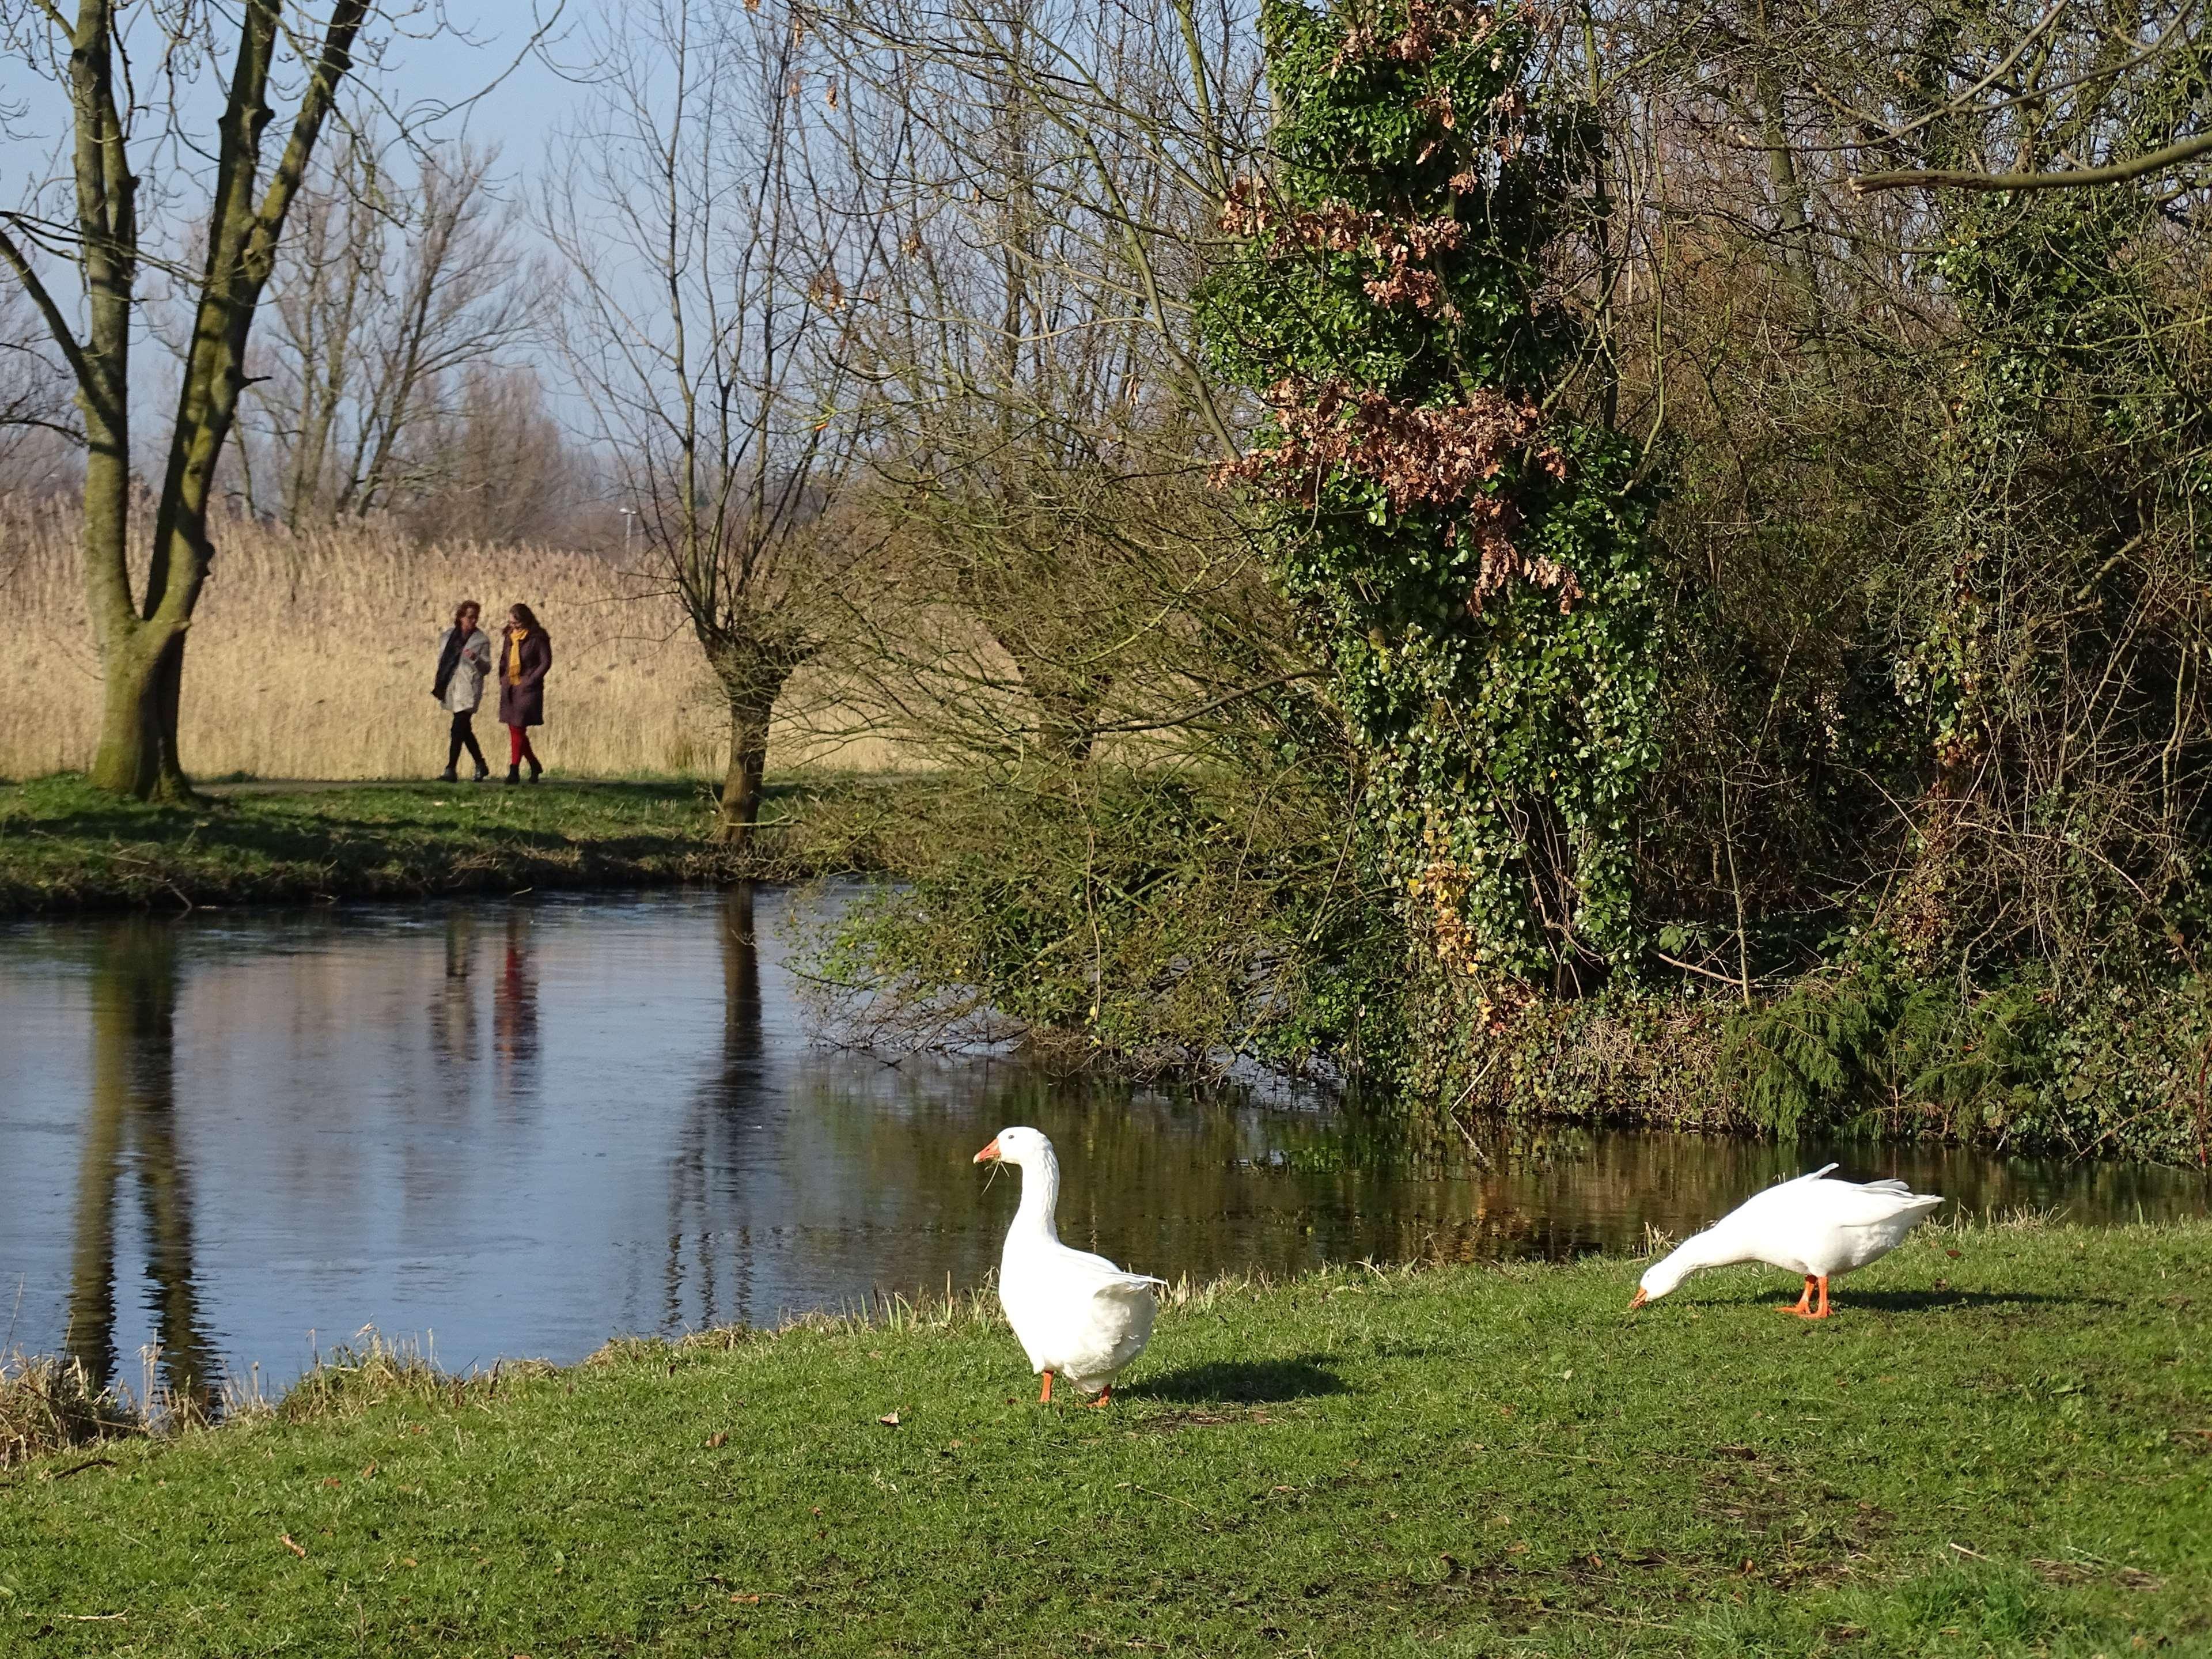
[433,600,494,781]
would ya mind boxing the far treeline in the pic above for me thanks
[7,0,2212,1164]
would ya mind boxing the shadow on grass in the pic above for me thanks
[1133,1354,1345,1404]
[1689,1287,2118,1313]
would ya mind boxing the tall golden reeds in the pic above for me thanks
[0,501,904,781]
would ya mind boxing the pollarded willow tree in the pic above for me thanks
[1198,0,1660,1006]
[545,0,888,845]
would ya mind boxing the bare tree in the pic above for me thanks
[544,0,887,843]
[240,133,531,527]
[403,362,588,545]
[813,0,1277,766]
[0,278,78,493]
[0,0,373,798]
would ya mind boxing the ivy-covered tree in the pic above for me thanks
[1887,180,2212,982]
[1198,0,1659,1005]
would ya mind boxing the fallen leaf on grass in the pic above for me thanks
[706,1431,729,1449]
[279,1535,307,1558]
[878,1411,900,1427]
[730,1594,760,1604]
[321,1477,341,1488]
[360,1462,376,1479]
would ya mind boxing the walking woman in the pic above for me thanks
[498,603,553,784]
[433,600,493,781]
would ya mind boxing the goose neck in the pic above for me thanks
[1010,1148,1062,1244]
[1669,1222,1750,1274]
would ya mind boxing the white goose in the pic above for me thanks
[1631,1164,1944,1319]
[973,1127,1161,1404]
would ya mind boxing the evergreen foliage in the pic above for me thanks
[1198,0,1661,998]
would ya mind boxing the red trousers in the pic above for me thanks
[506,725,540,767]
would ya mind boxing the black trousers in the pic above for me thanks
[446,711,488,772]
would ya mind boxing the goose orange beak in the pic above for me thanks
[972,1139,1001,1164]
[1628,1289,1647,1310]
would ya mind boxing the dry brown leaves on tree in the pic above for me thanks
[1213,377,1580,612]
[1330,0,1501,69]
[1219,185,1467,317]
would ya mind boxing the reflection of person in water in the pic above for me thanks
[492,905,540,1105]
[67,919,217,1409]
[427,907,480,1073]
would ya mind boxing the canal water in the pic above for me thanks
[1,888,2202,1399]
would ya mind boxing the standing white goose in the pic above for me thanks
[1631,1164,1944,1319]
[973,1127,1161,1404]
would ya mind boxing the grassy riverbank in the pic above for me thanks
[3,1221,2205,1656]
[0,772,921,914]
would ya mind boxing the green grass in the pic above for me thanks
[2,1222,2205,1656]
[0,772,925,914]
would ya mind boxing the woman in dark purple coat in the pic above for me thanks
[497,603,553,784]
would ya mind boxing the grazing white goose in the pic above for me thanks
[1631,1164,1944,1319]
[974,1127,1161,1404]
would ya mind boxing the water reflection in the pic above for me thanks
[64,921,215,1404]
[493,906,539,1108]
[0,888,2201,1389]
[662,888,768,1330]
[426,907,478,1076]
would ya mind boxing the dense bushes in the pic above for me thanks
[810,0,2212,1166]
[1404,959,2212,1165]
[810,765,1407,1082]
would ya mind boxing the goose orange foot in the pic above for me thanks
[1779,1275,1833,1319]
[1039,1370,1055,1404]
[1089,1386,1113,1408]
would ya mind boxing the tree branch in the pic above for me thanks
[0,222,95,394]
[1851,131,2212,194]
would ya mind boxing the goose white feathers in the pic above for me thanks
[974,1127,1161,1404]
[1631,1164,1944,1319]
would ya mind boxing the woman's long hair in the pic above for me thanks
[508,602,544,635]
[453,599,482,630]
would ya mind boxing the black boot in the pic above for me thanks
[505,766,521,786]
[473,761,491,782]
[527,755,543,783]
[438,767,458,782]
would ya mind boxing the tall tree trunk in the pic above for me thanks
[1750,3,1827,379]
[87,624,190,798]
[715,695,776,849]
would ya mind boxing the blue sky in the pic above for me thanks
[378,1,590,175]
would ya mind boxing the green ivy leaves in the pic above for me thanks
[1198,0,1661,989]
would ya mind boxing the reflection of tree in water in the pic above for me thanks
[426,907,480,1074]
[493,906,539,1107]
[65,919,217,1408]
[664,887,765,1330]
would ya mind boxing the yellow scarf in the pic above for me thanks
[504,628,528,683]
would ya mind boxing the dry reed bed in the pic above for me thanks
[0,503,904,781]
